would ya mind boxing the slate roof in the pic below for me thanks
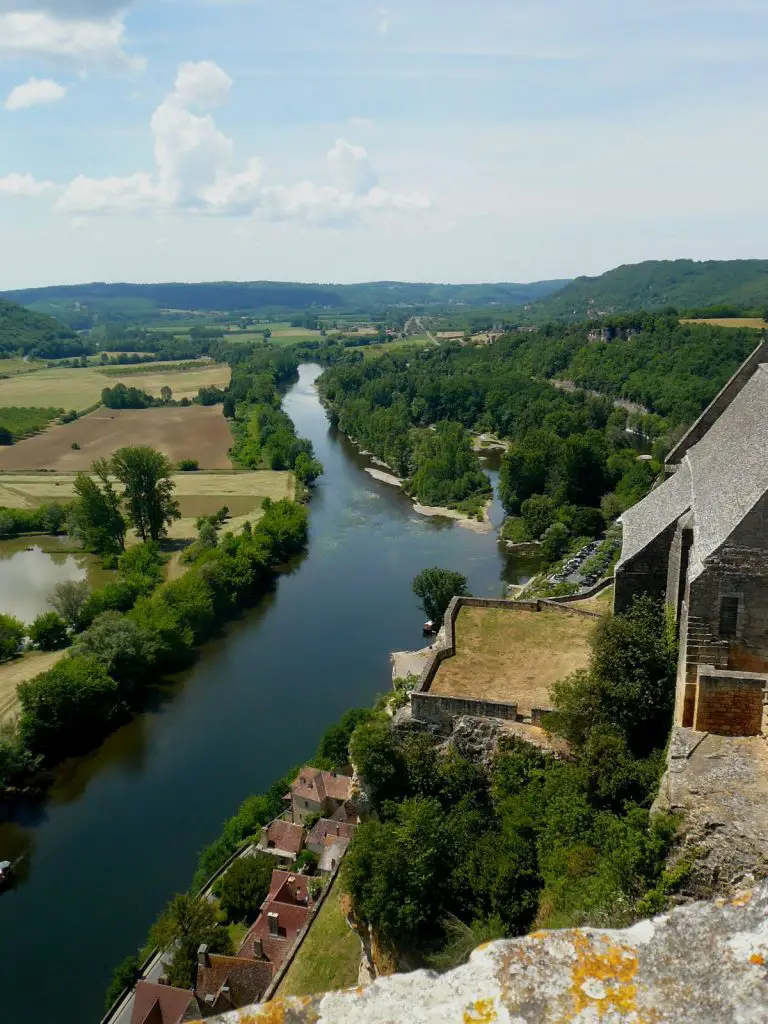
[618,362,768,575]
[685,364,768,570]
[307,818,356,848]
[618,460,691,567]
[130,981,197,1024]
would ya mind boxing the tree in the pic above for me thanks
[72,611,158,688]
[540,522,569,562]
[412,567,469,624]
[349,715,406,807]
[111,446,180,542]
[213,854,274,923]
[70,460,126,555]
[28,612,68,651]
[520,494,557,539]
[49,578,90,629]
[294,451,323,486]
[18,654,122,759]
[160,385,173,404]
[104,955,140,1012]
[150,893,232,988]
[316,707,375,771]
[0,613,24,661]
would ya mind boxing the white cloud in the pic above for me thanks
[0,10,143,70]
[5,77,67,111]
[49,61,429,223]
[0,172,55,196]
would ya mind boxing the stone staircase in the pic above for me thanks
[686,615,729,671]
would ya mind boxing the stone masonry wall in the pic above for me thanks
[411,693,518,728]
[693,668,766,736]
[614,520,678,614]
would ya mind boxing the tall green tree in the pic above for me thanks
[149,893,232,988]
[0,613,24,662]
[111,447,180,542]
[412,567,469,623]
[70,459,126,555]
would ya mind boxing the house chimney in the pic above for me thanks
[158,975,169,986]
[253,937,264,959]
[336,824,340,835]
[197,943,210,968]
[268,911,279,936]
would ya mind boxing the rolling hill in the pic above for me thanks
[524,259,768,321]
[0,298,84,359]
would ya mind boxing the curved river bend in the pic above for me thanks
[0,366,539,1023]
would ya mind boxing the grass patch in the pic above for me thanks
[680,317,768,329]
[0,407,62,440]
[0,649,67,723]
[431,605,599,715]
[277,879,360,999]
[362,336,434,359]
[227,921,248,950]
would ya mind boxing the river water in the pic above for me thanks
[0,365,539,1023]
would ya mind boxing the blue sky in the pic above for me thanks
[0,0,767,287]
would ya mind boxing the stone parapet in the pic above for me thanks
[200,884,768,1023]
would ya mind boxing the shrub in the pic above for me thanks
[0,613,24,661]
[213,854,274,923]
[71,442,80,450]
[28,612,68,651]
[104,955,140,1012]
[178,458,199,471]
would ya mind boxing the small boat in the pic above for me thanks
[422,620,437,635]
[0,861,13,889]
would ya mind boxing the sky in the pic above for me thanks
[0,0,767,287]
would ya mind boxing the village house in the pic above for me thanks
[130,981,201,1024]
[194,949,273,1016]
[255,819,305,865]
[615,339,768,735]
[306,817,356,872]
[236,869,316,975]
[285,766,354,824]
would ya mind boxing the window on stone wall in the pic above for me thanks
[719,595,739,637]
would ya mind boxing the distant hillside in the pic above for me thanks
[0,279,569,325]
[525,259,768,321]
[0,298,85,359]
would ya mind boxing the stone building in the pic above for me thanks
[614,339,768,735]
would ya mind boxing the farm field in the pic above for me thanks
[362,335,433,359]
[431,605,599,716]
[0,406,234,471]
[225,323,324,346]
[0,357,45,376]
[0,649,66,724]
[0,468,294,541]
[0,362,230,411]
[680,317,768,329]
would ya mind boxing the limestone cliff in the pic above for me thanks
[201,884,768,1022]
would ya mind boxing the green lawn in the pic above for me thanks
[227,920,248,950]
[362,335,433,359]
[277,879,360,999]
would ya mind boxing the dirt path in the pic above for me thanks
[0,649,66,723]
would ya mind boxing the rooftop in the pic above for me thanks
[429,605,598,716]
[257,819,304,857]
[130,981,197,1024]
[196,954,273,1013]
[290,767,353,805]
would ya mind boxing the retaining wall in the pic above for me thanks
[411,596,599,728]
[693,666,767,737]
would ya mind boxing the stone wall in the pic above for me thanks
[201,884,768,1023]
[411,596,598,729]
[614,519,678,614]
[693,666,766,736]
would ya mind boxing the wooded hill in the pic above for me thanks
[524,259,768,322]
[0,279,569,324]
[0,298,85,360]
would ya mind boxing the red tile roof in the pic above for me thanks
[258,819,304,856]
[291,766,353,804]
[130,982,197,1024]
[195,954,273,1012]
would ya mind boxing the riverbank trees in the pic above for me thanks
[343,598,680,960]
[412,568,468,624]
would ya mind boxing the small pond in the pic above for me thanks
[0,537,111,623]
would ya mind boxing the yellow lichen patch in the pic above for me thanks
[731,890,754,908]
[464,997,497,1023]
[236,996,318,1024]
[565,932,640,1020]
[749,953,765,966]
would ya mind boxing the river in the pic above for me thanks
[0,365,539,1023]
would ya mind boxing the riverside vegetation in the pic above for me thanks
[0,347,321,793]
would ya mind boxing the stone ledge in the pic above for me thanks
[200,885,768,1023]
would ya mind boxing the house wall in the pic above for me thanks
[614,520,679,615]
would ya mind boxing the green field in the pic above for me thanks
[0,406,61,440]
[0,358,45,376]
[362,335,433,359]
[277,879,360,999]
[224,323,324,346]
